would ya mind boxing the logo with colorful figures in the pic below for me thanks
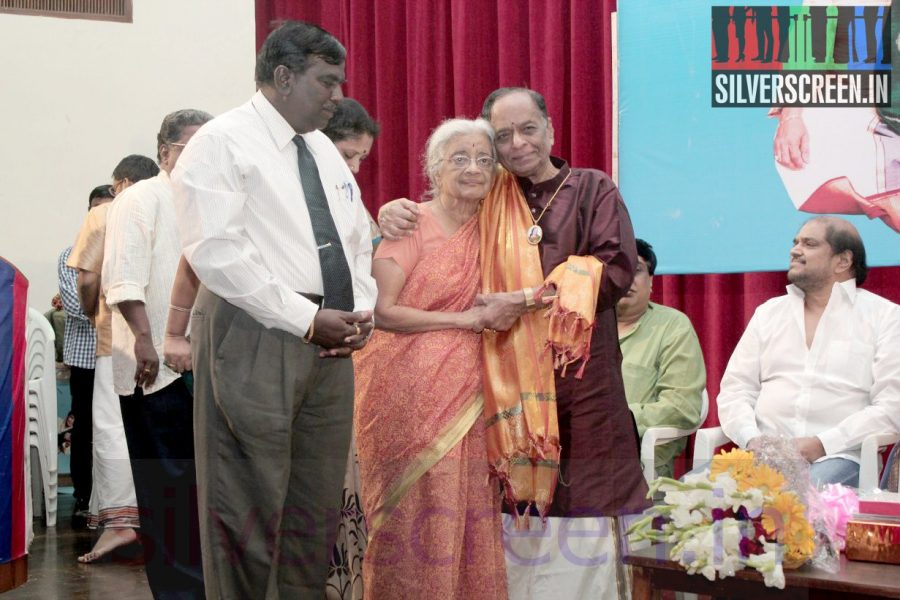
[711,6,891,107]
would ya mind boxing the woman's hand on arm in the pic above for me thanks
[163,334,192,373]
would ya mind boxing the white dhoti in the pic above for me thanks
[503,514,628,600]
[88,356,139,529]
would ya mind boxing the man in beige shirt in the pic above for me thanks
[67,154,158,563]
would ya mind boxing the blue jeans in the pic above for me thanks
[809,458,859,487]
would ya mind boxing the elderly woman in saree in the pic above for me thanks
[354,118,510,599]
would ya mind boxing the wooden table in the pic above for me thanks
[624,544,900,599]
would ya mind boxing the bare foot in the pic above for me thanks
[77,527,138,563]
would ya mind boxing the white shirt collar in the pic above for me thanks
[786,278,859,304]
[251,90,303,152]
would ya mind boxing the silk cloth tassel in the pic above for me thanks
[539,255,604,380]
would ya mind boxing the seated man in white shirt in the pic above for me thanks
[717,216,900,486]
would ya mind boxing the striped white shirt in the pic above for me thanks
[171,91,376,338]
[102,171,182,397]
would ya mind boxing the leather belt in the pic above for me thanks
[297,292,324,308]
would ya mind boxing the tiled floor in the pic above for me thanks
[5,491,152,599]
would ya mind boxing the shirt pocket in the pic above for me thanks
[621,362,658,405]
[323,176,363,242]
[823,339,874,389]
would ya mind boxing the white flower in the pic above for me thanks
[711,472,738,496]
[745,544,787,589]
[737,488,765,515]
[670,506,705,529]
[716,553,742,578]
[670,519,748,583]
[718,518,744,554]
[664,488,714,510]
[767,562,786,589]
[683,471,712,486]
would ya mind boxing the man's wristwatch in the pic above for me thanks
[523,287,536,309]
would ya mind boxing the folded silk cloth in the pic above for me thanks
[541,255,604,379]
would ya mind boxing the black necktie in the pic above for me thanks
[293,135,355,311]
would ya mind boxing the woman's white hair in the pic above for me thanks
[423,118,495,198]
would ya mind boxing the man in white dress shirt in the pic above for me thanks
[172,21,376,599]
[103,109,212,598]
[718,216,900,486]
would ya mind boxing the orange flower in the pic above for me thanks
[761,491,814,565]
[710,448,756,488]
[743,463,786,494]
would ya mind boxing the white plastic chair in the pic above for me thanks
[692,425,900,492]
[692,425,729,471]
[641,389,709,483]
[25,307,58,527]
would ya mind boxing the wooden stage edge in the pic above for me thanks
[0,555,27,593]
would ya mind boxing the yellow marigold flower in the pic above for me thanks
[762,491,814,566]
[710,448,755,484]
[709,448,755,492]
[743,463,785,494]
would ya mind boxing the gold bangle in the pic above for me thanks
[169,304,191,313]
[523,287,535,309]
[303,317,316,344]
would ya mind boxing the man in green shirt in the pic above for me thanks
[617,239,706,478]
[43,293,67,363]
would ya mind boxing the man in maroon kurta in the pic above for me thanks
[380,87,649,597]
[512,155,649,517]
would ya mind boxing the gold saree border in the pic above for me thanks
[366,392,484,541]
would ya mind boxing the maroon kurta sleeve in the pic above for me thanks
[580,173,638,311]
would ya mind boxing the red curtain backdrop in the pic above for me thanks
[255,0,900,428]
[255,0,617,210]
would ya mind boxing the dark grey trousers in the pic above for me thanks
[191,287,354,600]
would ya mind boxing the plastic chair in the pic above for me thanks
[641,389,709,483]
[25,308,58,527]
[692,426,729,471]
[693,425,899,492]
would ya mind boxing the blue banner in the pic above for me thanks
[619,0,899,274]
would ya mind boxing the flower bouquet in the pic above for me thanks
[627,447,818,589]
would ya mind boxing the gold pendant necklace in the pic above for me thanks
[527,171,571,245]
